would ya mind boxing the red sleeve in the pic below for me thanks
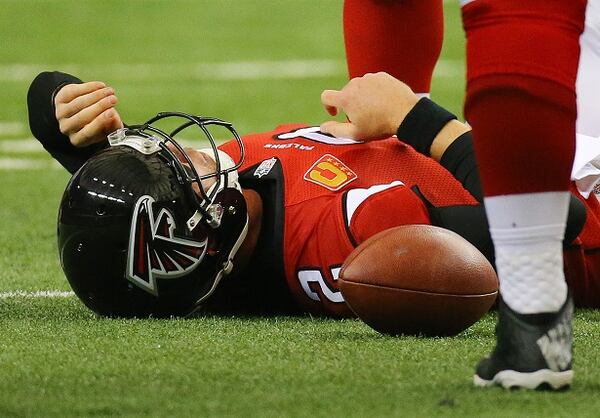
[344,0,443,94]
[344,182,431,246]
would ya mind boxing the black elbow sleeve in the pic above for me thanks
[27,71,105,174]
[27,71,82,151]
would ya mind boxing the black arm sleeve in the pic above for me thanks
[396,98,495,261]
[395,97,482,200]
[439,131,482,202]
[27,71,108,174]
[398,98,586,264]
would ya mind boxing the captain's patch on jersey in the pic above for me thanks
[303,154,357,191]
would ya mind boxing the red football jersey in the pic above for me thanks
[220,125,478,316]
[564,185,600,307]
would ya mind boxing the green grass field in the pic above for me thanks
[1,1,599,417]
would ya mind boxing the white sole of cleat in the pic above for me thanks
[473,369,574,390]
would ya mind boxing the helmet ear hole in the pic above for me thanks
[96,205,106,216]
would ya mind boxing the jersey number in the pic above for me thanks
[298,266,344,303]
[277,127,362,145]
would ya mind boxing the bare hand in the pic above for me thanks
[320,72,419,141]
[54,81,124,147]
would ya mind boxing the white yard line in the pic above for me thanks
[0,140,214,169]
[0,59,463,82]
[0,137,220,155]
[433,59,465,78]
[0,59,464,170]
[0,121,24,136]
[0,290,74,299]
[0,157,62,170]
[0,60,343,82]
[0,138,44,152]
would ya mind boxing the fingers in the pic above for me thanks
[103,108,124,133]
[56,86,115,119]
[320,88,357,137]
[319,121,361,139]
[59,94,119,140]
[54,81,106,106]
[53,80,125,147]
[69,108,123,146]
[319,72,419,142]
[320,89,342,116]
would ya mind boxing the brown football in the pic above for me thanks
[338,225,498,336]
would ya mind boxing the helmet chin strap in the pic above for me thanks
[186,148,242,231]
[188,147,250,306]
[192,212,249,309]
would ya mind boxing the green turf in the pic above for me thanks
[1,1,599,417]
[2,299,600,418]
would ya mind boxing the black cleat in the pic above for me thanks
[474,295,574,390]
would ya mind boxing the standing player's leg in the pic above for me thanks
[577,0,600,137]
[343,0,444,97]
[462,0,587,390]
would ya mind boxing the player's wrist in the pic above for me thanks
[396,97,457,156]
[429,120,471,162]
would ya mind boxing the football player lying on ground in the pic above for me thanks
[27,71,600,318]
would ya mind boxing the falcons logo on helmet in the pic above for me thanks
[126,195,207,295]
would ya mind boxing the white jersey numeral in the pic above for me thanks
[277,127,362,145]
[298,267,344,303]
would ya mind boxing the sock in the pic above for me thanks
[485,192,569,314]
[343,0,443,95]
[466,77,576,314]
[466,78,575,314]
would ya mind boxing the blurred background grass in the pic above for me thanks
[0,0,465,132]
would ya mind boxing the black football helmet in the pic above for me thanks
[57,112,248,317]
